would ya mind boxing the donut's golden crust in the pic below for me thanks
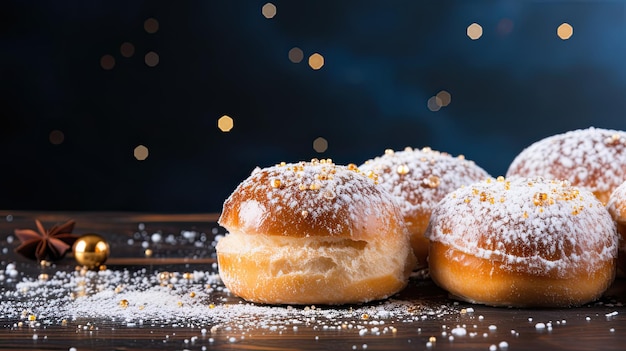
[429,242,616,307]
[426,177,618,307]
[217,160,417,304]
[360,147,490,267]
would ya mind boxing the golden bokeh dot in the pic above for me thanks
[467,23,483,40]
[427,96,443,112]
[144,18,159,34]
[100,54,115,70]
[134,145,149,161]
[557,23,573,40]
[145,51,160,67]
[288,47,304,63]
[308,53,325,70]
[436,90,452,107]
[120,42,135,58]
[218,115,234,132]
[313,137,328,153]
[49,130,65,145]
[262,3,277,19]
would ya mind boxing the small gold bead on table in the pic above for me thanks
[72,233,110,269]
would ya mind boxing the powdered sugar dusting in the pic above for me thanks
[506,127,626,202]
[359,147,490,227]
[426,177,618,277]
[219,159,404,239]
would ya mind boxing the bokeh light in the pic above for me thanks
[308,53,324,70]
[120,42,135,58]
[144,18,159,34]
[313,137,328,153]
[436,90,452,107]
[145,51,160,67]
[100,55,115,70]
[288,47,304,63]
[262,3,277,19]
[557,23,573,40]
[134,145,149,161]
[427,96,442,112]
[49,130,65,145]
[467,23,483,40]
[218,115,234,132]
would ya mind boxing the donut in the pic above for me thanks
[425,176,618,307]
[216,159,417,305]
[606,180,626,277]
[506,127,626,205]
[360,147,490,268]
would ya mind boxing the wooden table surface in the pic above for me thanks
[0,211,624,351]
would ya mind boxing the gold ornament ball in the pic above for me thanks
[72,233,110,268]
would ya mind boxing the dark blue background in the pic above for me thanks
[1,1,625,212]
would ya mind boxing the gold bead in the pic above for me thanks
[396,164,410,175]
[72,233,110,269]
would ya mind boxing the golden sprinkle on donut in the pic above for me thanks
[532,192,550,206]
[605,134,622,145]
[457,154,465,160]
[347,163,358,171]
[422,146,432,153]
[479,192,487,201]
[301,210,309,218]
[404,146,413,152]
[396,164,410,175]
[309,182,321,190]
[323,189,336,199]
[384,149,395,155]
[270,178,282,188]
[423,175,441,188]
[496,176,505,182]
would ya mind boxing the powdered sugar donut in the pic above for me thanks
[426,176,618,307]
[606,180,626,277]
[506,127,626,205]
[360,147,490,268]
[217,159,417,305]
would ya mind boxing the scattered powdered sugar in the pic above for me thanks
[0,264,459,333]
[506,127,626,201]
[426,176,619,277]
[359,147,490,226]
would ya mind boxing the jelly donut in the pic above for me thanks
[506,127,626,205]
[360,147,490,268]
[425,176,618,307]
[216,159,417,305]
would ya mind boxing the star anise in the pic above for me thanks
[14,219,79,262]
